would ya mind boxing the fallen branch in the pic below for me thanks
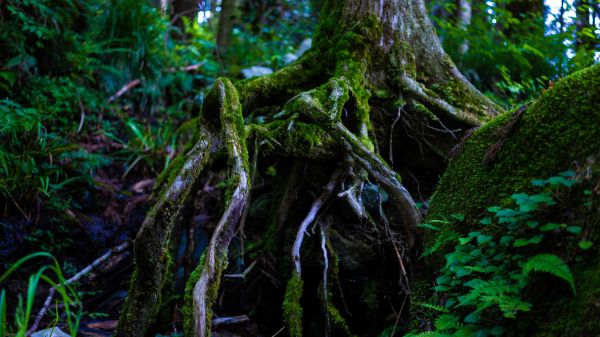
[26,241,131,336]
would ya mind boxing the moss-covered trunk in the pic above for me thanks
[116,1,503,336]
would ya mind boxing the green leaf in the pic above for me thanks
[529,193,555,205]
[523,254,575,294]
[540,223,562,232]
[559,170,576,177]
[578,240,593,250]
[499,236,514,246]
[459,237,474,245]
[434,314,461,331]
[566,226,582,235]
[487,206,502,213]
[513,239,530,247]
[477,234,493,245]
[418,223,441,231]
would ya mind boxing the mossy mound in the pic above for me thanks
[425,64,600,336]
[429,64,600,220]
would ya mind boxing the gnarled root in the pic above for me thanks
[190,79,251,337]
[115,128,214,337]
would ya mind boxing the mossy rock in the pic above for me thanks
[429,64,600,220]
[425,64,600,336]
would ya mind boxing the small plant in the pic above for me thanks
[0,252,81,337]
[409,171,591,337]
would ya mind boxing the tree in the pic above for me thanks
[217,0,236,50]
[456,0,472,54]
[114,1,503,336]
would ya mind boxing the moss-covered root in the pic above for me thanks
[333,122,422,250]
[192,78,251,337]
[115,130,213,337]
[235,50,323,112]
[399,75,486,126]
[283,274,304,337]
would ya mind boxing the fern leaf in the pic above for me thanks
[404,331,450,337]
[523,254,575,294]
[418,302,449,313]
[434,314,462,331]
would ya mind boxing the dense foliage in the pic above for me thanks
[411,172,593,336]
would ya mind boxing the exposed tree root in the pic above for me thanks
[191,79,251,337]
[116,6,505,334]
[291,168,342,276]
[115,128,214,337]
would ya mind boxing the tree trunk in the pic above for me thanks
[115,1,502,336]
[217,0,236,50]
[457,0,472,54]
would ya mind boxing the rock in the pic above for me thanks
[241,66,273,79]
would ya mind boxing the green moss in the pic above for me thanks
[182,250,229,337]
[203,250,229,336]
[425,64,600,336]
[429,64,600,220]
[283,274,304,337]
[429,78,497,121]
[252,120,334,159]
[183,252,206,337]
[388,40,417,79]
[328,299,356,337]
[235,51,324,112]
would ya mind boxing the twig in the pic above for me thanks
[166,62,206,73]
[271,326,285,337]
[320,221,330,337]
[76,94,86,134]
[291,169,342,276]
[389,106,402,166]
[107,79,141,103]
[26,241,131,336]
[223,260,257,279]
[211,315,249,327]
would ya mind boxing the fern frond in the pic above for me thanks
[404,331,449,337]
[522,253,575,294]
[418,303,449,313]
